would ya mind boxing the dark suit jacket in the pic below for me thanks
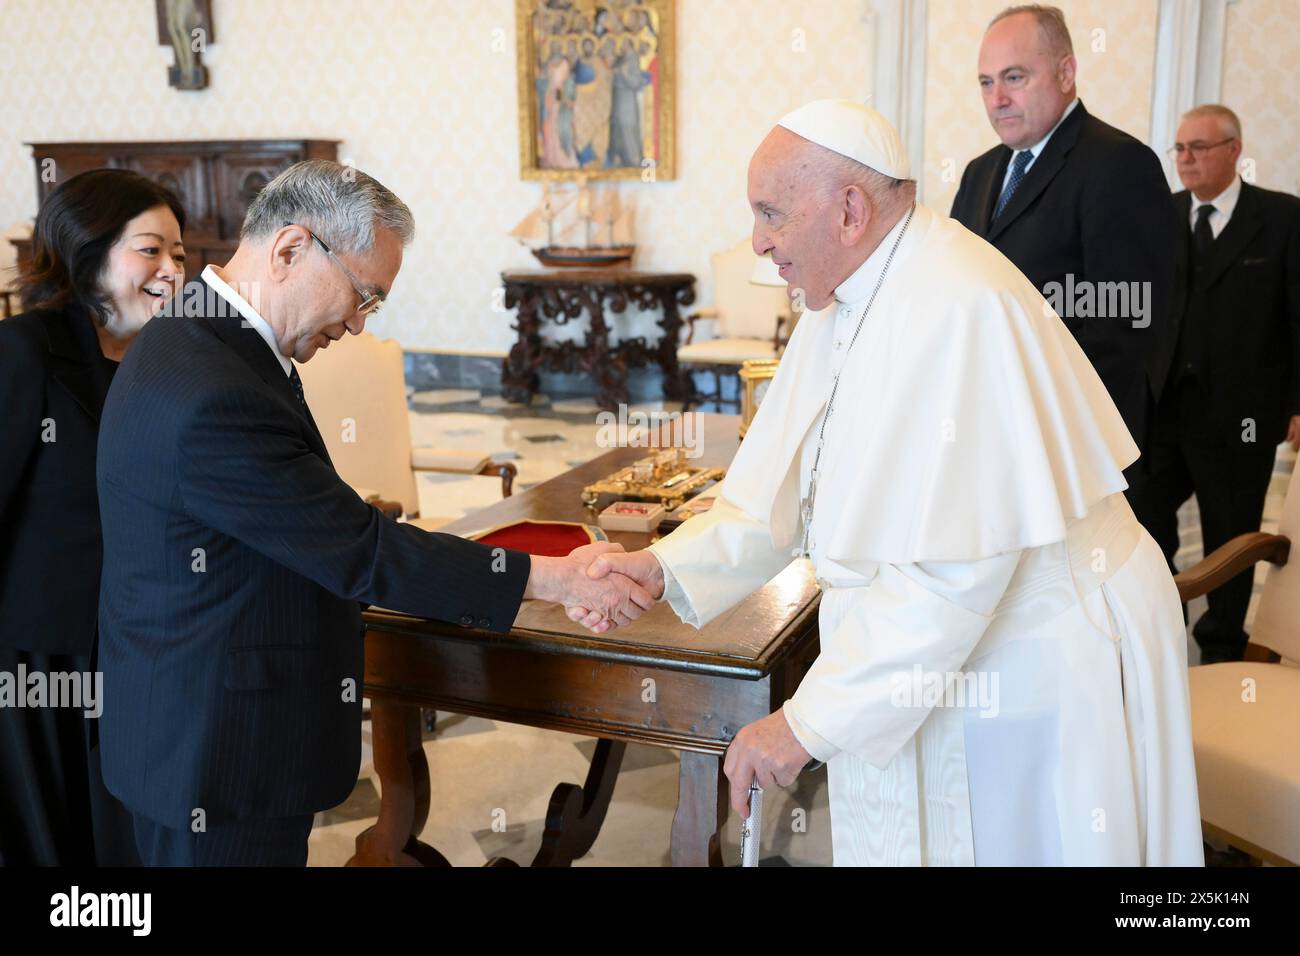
[1155,181,1300,443]
[97,280,531,828]
[950,102,1177,446]
[0,307,118,656]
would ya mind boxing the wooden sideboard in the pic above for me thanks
[9,139,339,279]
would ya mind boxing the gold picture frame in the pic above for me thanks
[739,359,780,438]
[516,0,676,181]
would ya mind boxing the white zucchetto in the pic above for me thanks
[777,99,912,180]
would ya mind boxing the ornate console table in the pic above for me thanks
[501,269,696,410]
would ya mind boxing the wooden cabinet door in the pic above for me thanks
[123,153,214,234]
[212,152,304,239]
[34,150,123,203]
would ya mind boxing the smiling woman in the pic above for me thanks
[0,167,186,866]
[17,169,188,359]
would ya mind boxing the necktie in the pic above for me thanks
[288,365,307,408]
[1194,203,1216,259]
[1178,203,1220,381]
[993,149,1034,221]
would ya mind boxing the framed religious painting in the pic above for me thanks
[517,0,676,181]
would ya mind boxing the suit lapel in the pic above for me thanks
[199,282,333,464]
[987,101,1088,242]
[977,148,1012,235]
[292,370,331,463]
[1196,183,1264,290]
[1173,191,1192,280]
[43,308,114,424]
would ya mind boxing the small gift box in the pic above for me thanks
[596,500,666,533]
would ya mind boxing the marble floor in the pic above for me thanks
[305,387,1296,867]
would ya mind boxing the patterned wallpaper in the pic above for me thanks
[0,0,874,352]
[922,0,1159,215]
[1223,0,1300,195]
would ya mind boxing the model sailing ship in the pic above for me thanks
[511,180,637,268]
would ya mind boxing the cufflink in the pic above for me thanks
[458,614,473,626]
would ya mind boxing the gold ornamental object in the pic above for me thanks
[582,448,723,513]
[739,358,780,438]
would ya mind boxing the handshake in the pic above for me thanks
[523,542,666,634]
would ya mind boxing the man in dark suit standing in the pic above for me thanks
[97,160,653,865]
[950,4,1175,450]
[1130,105,1300,664]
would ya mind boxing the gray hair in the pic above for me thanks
[1182,103,1243,141]
[241,159,415,253]
[990,4,1074,59]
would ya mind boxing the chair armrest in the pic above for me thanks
[370,498,404,521]
[684,307,719,345]
[411,447,491,473]
[410,448,514,498]
[478,460,516,498]
[1174,532,1290,604]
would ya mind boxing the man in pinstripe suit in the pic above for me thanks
[96,161,653,865]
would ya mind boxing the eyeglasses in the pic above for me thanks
[285,222,385,316]
[1167,138,1236,160]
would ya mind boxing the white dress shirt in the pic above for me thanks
[999,97,1080,195]
[201,264,293,377]
[1189,174,1242,239]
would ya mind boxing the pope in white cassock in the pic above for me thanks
[568,100,1204,866]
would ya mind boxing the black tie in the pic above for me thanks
[287,363,327,455]
[288,365,307,408]
[1194,203,1216,259]
[1176,204,1220,383]
[994,149,1034,221]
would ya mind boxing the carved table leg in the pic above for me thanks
[671,749,728,867]
[658,283,694,403]
[502,284,542,405]
[531,738,627,866]
[348,699,448,867]
[586,298,629,411]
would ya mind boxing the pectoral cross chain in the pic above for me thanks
[793,204,915,561]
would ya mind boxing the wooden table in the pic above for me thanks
[500,269,696,411]
[350,415,821,867]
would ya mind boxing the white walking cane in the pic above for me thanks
[738,759,822,867]
[739,781,763,868]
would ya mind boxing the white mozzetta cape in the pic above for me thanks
[722,202,1139,566]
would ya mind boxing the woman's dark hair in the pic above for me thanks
[17,168,186,325]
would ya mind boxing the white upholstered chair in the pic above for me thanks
[296,331,514,530]
[1175,460,1300,865]
[677,239,792,410]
